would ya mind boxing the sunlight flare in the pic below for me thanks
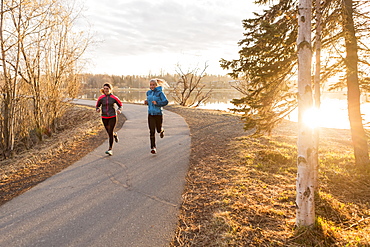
[303,107,321,129]
[289,98,352,129]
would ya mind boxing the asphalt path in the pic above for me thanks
[0,100,190,247]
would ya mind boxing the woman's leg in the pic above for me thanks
[155,115,164,133]
[148,115,156,149]
[102,117,117,150]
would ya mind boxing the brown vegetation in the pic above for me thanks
[166,105,370,246]
[0,104,369,246]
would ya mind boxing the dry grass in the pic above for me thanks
[1,104,369,246]
[166,105,370,246]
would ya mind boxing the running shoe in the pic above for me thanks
[105,150,113,156]
[114,132,119,142]
[151,148,157,154]
[160,130,164,138]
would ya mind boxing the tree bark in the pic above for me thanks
[313,0,322,190]
[342,0,370,170]
[296,0,315,227]
[0,0,16,158]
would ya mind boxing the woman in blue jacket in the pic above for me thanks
[144,78,169,154]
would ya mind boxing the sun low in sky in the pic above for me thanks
[77,0,262,76]
[289,98,368,130]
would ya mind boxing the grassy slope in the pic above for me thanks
[166,105,370,246]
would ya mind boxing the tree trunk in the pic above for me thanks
[342,0,370,170]
[0,0,14,158]
[313,0,322,190]
[296,0,315,227]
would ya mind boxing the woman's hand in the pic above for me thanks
[152,101,157,105]
[117,109,121,114]
[96,108,100,113]
[144,100,148,105]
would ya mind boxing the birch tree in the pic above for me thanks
[296,0,315,226]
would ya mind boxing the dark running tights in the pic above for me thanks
[148,114,163,149]
[102,117,117,150]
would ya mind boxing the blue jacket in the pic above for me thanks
[146,86,168,115]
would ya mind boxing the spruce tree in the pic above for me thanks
[222,0,370,168]
[220,0,298,135]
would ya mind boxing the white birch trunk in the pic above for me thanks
[296,0,315,227]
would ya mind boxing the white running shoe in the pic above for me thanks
[105,150,113,156]
[151,148,157,154]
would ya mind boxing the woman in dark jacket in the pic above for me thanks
[144,78,168,154]
[96,83,122,156]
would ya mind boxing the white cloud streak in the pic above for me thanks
[77,0,262,75]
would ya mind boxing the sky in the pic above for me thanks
[77,0,263,76]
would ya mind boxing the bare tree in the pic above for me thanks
[0,0,23,158]
[42,1,90,132]
[171,63,212,107]
[16,0,89,138]
[0,0,91,159]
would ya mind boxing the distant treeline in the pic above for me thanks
[80,73,234,90]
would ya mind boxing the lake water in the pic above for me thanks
[81,89,370,130]
[81,89,242,111]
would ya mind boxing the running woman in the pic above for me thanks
[144,78,169,154]
[96,83,122,156]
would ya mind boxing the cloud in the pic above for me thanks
[78,0,260,75]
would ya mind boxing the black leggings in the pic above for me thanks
[102,117,117,150]
[148,114,163,149]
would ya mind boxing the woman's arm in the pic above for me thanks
[155,92,168,107]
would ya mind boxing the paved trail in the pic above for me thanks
[0,100,190,247]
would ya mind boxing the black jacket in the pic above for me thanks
[96,94,122,118]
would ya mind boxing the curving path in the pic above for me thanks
[0,100,190,247]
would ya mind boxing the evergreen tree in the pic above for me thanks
[222,0,370,168]
[220,0,298,135]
